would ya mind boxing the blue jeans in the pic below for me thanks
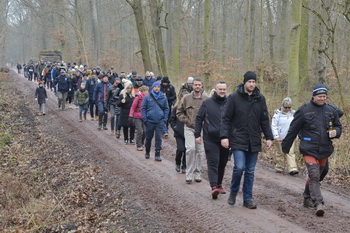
[79,104,88,118]
[230,150,258,201]
[145,122,163,152]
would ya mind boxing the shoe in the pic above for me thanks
[95,116,99,120]
[124,140,128,145]
[103,126,108,130]
[186,175,192,184]
[175,165,181,172]
[79,117,83,122]
[42,112,46,115]
[194,174,201,183]
[98,124,102,130]
[110,130,115,135]
[181,166,186,174]
[163,133,169,139]
[227,193,237,205]
[243,200,257,209]
[137,147,144,151]
[145,151,150,159]
[316,204,325,216]
[217,185,226,194]
[155,151,162,162]
[83,114,86,120]
[275,169,283,173]
[303,197,316,209]
[211,186,220,200]
[91,117,94,121]
[289,170,299,176]
[130,139,135,145]
[116,130,121,139]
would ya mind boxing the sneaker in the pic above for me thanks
[137,147,144,151]
[181,166,186,174]
[95,116,99,120]
[243,200,257,209]
[163,133,169,139]
[116,130,121,139]
[98,125,102,130]
[175,165,181,173]
[217,185,226,194]
[91,117,94,121]
[103,126,108,130]
[186,175,192,184]
[227,193,237,205]
[194,174,201,183]
[289,170,299,176]
[211,186,220,200]
[303,197,316,209]
[316,204,325,216]
[124,140,128,145]
[130,139,135,145]
[110,130,115,135]
[275,169,283,173]
[145,151,150,159]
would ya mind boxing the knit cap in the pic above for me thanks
[243,71,257,83]
[152,82,161,88]
[313,84,328,96]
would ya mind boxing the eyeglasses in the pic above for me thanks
[283,106,291,109]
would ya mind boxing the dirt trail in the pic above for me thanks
[12,69,350,232]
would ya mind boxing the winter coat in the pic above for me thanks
[220,84,273,152]
[195,92,227,142]
[282,100,342,159]
[93,81,111,103]
[160,84,176,107]
[74,89,89,106]
[35,86,47,105]
[176,92,208,129]
[271,109,295,140]
[28,65,35,73]
[129,92,146,119]
[142,77,156,88]
[141,90,169,124]
[54,75,71,93]
[85,78,98,99]
[106,84,122,106]
[117,93,135,127]
[179,83,193,95]
[169,106,184,139]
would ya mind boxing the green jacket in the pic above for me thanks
[74,89,89,105]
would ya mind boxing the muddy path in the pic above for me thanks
[11,69,350,232]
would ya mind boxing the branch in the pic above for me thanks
[302,2,331,32]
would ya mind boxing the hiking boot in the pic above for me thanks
[181,166,186,174]
[98,123,102,130]
[163,133,169,139]
[243,200,257,209]
[83,113,87,120]
[91,117,94,121]
[130,139,135,145]
[211,186,220,200]
[186,174,192,184]
[79,117,83,122]
[303,197,316,209]
[289,170,299,176]
[194,174,201,183]
[124,140,128,145]
[155,151,162,162]
[116,130,121,138]
[217,185,226,194]
[175,165,181,173]
[316,204,325,216]
[145,150,150,159]
[227,193,237,205]
[95,116,99,120]
[110,130,115,135]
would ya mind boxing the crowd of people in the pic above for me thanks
[16,61,342,217]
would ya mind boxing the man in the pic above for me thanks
[16,63,22,74]
[160,77,176,138]
[220,71,273,209]
[142,71,156,89]
[86,71,98,120]
[195,81,229,199]
[177,78,208,184]
[129,71,137,85]
[27,63,35,81]
[180,77,194,95]
[53,69,71,110]
[106,77,123,135]
[141,82,169,161]
[282,84,342,216]
[93,75,111,130]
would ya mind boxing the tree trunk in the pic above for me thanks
[266,0,275,63]
[221,0,228,63]
[288,0,302,106]
[90,0,100,64]
[315,22,326,83]
[249,0,256,66]
[244,0,250,70]
[299,0,309,91]
[203,0,211,88]
[279,0,289,60]
[172,0,181,76]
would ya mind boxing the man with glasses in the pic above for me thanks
[220,71,273,209]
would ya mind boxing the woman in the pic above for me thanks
[118,83,135,145]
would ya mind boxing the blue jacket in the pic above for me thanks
[86,78,98,99]
[142,77,156,88]
[141,91,169,123]
[93,81,111,103]
[53,75,71,93]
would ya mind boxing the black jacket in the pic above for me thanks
[220,84,273,152]
[117,93,135,127]
[282,100,342,159]
[169,106,184,139]
[106,84,122,106]
[160,84,176,106]
[195,92,227,142]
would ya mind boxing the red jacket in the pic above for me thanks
[129,92,147,119]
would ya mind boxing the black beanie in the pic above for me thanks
[243,71,257,84]
[313,84,328,96]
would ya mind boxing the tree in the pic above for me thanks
[203,0,211,87]
[299,0,309,91]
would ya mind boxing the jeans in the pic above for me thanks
[89,99,98,117]
[79,104,88,118]
[230,150,258,201]
[109,104,117,131]
[145,122,163,152]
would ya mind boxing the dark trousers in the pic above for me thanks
[97,102,108,126]
[89,99,98,117]
[175,137,186,167]
[123,126,135,141]
[204,139,229,188]
[145,122,163,152]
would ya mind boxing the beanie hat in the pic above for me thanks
[98,74,104,80]
[243,71,257,83]
[135,76,143,81]
[187,77,194,84]
[152,82,161,88]
[313,84,328,96]
[161,76,170,84]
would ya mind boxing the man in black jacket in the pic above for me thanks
[282,84,342,216]
[53,69,71,110]
[195,81,229,200]
[160,77,176,138]
[220,71,273,209]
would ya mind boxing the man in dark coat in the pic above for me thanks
[93,75,111,130]
[35,81,48,115]
[160,76,176,138]
[220,71,273,209]
[282,84,342,216]
[53,69,71,110]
